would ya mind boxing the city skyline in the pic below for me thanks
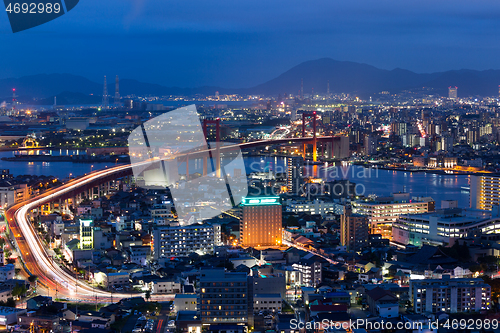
[1,1,500,332]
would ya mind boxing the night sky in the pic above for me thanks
[1,0,500,88]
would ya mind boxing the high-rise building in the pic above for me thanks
[79,219,94,250]
[409,276,491,314]
[470,175,500,210]
[340,212,368,252]
[331,136,350,159]
[364,135,377,155]
[287,156,303,194]
[240,196,282,248]
[392,122,407,136]
[448,86,458,99]
[441,134,454,151]
[466,127,479,146]
[199,268,249,325]
[153,223,221,260]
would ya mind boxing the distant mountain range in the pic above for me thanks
[2,58,500,103]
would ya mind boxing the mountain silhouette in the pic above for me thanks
[1,59,500,102]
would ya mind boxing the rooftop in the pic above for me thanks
[0,306,26,315]
[174,294,197,299]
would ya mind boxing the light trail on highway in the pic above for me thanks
[5,136,338,302]
[6,162,172,302]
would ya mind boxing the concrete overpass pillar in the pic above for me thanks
[331,138,336,159]
[203,156,208,176]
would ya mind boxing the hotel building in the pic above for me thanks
[240,196,282,248]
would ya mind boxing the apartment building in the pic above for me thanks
[409,276,491,314]
[153,223,221,260]
[471,175,500,210]
[199,268,249,325]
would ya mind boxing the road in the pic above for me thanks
[282,240,338,265]
[4,136,339,303]
[5,163,173,303]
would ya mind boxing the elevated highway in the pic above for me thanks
[5,136,341,301]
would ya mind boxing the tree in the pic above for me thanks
[0,237,5,249]
[145,290,151,302]
[4,298,15,308]
[12,283,27,297]
[28,275,38,290]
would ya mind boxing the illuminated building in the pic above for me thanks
[153,223,221,260]
[0,170,12,180]
[391,122,407,136]
[284,198,345,216]
[291,258,322,287]
[440,134,454,152]
[467,127,479,145]
[340,212,368,252]
[352,193,435,239]
[287,156,303,194]
[364,135,377,155]
[470,175,500,210]
[448,86,458,99]
[409,277,490,314]
[79,219,94,250]
[199,268,248,324]
[0,182,30,211]
[240,196,282,248]
[391,208,494,247]
[0,307,27,326]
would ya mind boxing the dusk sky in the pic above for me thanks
[1,0,500,88]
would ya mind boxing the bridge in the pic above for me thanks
[5,134,345,301]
